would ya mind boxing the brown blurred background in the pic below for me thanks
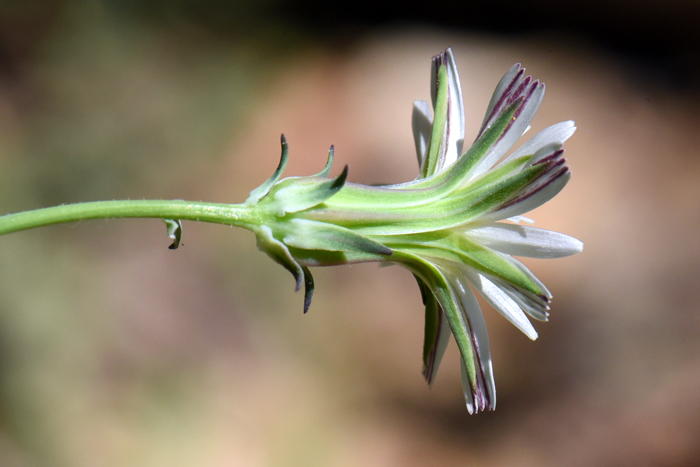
[1,1,699,466]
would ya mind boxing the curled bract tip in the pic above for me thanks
[164,218,182,250]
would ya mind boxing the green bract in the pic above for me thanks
[0,48,582,413]
[241,49,582,413]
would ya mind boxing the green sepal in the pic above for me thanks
[390,233,543,297]
[282,218,392,256]
[318,156,544,236]
[163,218,183,250]
[255,225,303,291]
[285,247,390,267]
[422,64,448,178]
[415,274,449,386]
[408,98,523,191]
[398,251,478,393]
[323,101,521,213]
[268,165,348,215]
[245,134,290,206]
[449,236,542,296]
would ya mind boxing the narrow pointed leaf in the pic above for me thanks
[270,165,349,215]
[282,218,392,256]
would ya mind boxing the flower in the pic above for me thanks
[247,48,582,413]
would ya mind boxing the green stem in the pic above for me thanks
[0,200,257,237]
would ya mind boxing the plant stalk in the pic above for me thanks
[0,200,256,237]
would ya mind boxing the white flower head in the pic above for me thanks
[0,47,583,414]
[402,48,582,412]
[246,48,583,412]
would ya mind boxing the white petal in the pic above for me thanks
[485,170,571,222]
[412,100,433,170]
[427,48,466,175]
[497,281,550,321]
[469,82,545,179]
[527,142,564,166]
[450,277,495,410]
[479,63,523,134]
[501,252,552,300]
[500,121,576,166]
[459,356,478,415]
[466,223,584,258]
[506,215,535,224]
[461,356,476,414]
[473,274,538,340]
[441,48,465,169]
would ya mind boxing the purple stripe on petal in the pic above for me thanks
[470,324,493,411]
[494,97,524,145]
[534,157,567,178]
[500,165,569,210]
[495,81,541,146]
[431,49,450,107]
[509,75,532,106]
[532,149,565,166]
[510,80,540,121]
[459,292,494,412]
[477,68,525,140]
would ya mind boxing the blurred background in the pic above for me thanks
[1,1,699,466]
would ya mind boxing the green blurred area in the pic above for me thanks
[1,1,700,467]
[0,2,319,465]
[0,0,309,208]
